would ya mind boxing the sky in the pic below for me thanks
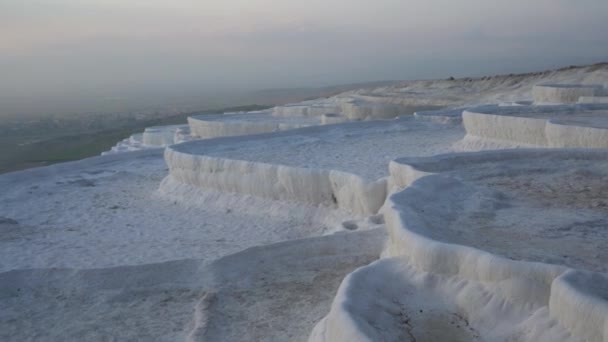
[1,0,608,109]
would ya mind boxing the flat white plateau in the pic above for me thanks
[175,117,465,182]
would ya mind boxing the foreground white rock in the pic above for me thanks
[105,64,608,156]
[313,149,608,342]
[0,229,384,341]
[5,63,608,341]
[460,103,608,149]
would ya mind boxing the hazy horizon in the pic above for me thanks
[2,0,608,117]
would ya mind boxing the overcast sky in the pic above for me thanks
[2,0,608,100]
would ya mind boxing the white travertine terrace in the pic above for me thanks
[274,98,420,121]
[163,118,464,216]
[142,125,189,146]
[313,149,608,342]
[340,100,403,120]
[321,113,348,125]
[188,98,426,141]
[103,125,190,155]
[187,112,320,139]
[413,107,471,124]
[164,149,387,216]
[533,84,604,104]
[272,104,311,117]
[104,99,437,156]
[461,104,608,148]
[8,63,608,341]
[579,96,608,104]
[102,133,145,155]
[272,104,340,117]
[272,100,344,117]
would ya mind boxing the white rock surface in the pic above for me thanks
[0,150,353,271]
[102,133,146,155]
[4,63,608,342]
[579,96,608,103]
[314,149,608,342]
[105,64,608,156]
[273,100,344,117]
[413,107,470,124]
[142,125,189,146]
[533,84,604,104]
[321,113,348,125]
[0,229,385,342]
[340,100,404,120]
[103,125,190,156]
[460,104,608,149]
[188,112,319,139]
[164,118,463,215]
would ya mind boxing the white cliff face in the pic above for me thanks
[3,63,608,342]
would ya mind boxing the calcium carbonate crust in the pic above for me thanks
[163,128,389,216]
[533,84,604,104]
[142,125,189,146]
[187,114,317,139]
[312,149,608,342]
[461,104,608,148]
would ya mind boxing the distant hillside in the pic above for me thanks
[337,62,608,106]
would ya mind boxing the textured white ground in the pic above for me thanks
[0,134,388,342]
[400,155,608,273]
[0,150,357,272]
[341,64,607,107]
[179,117,464,182]
[2,64,608,342]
